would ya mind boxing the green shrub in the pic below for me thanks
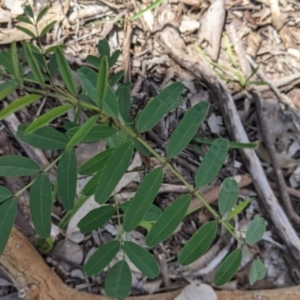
[0,6,267,299]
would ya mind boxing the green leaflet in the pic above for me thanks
[120,202,162,222]
[102,85,119,118]
[195,138,229,188]
[136,82,184,133]
[78,205,116,234]
[218,178,239,215]
[84,240,120,276]
[10,42,19,80]
[95,141,134,204]
[0,199,17,255]
[146,194,191,247]
[16,15,33,25]
[57,150,77,210]
[37,6,49,23]
[213,248,242,286]
[0,80,19,101]
[178,221,218,266]
[86,55,100,68]
[77,67,99,106]
[67,124,117,143]
[123,167,163,232]
[24,5,34,18]
[109,70,124,87]
[98,39,110,58]
[17,124,67,150]
[0,51,15,75]
[227,198,251,221]
[96,56,108,105]
[105,260,132,300]
[124,241,160,279]
[30,174,52,238]
[65,115,98,151]
[40,21,56,38]
[0,155,40,177]
[249,260,267,285]
[0,186,12,203]
[24,42,44,85]
[108,50,121,68]
[55,47,78,96]
[166,101,209,159]
[82,170,102,196]
[17,26,36,38]
[116,86,131,122]
[78,148,115,175]
[25,105,73,134]
[0,94,41,121]
[245,216,266,245]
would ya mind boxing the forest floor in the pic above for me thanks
[1,0,300,299]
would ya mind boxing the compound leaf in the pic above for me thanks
[84,240,120,276]
[25,105,72,134]
[124,241,160,279]
[213,248,242,286]
[146,194,191,247]
[123,167,163,232]
[0,199,17,256]
[57,150,77,210]
[78,148,115,175]
[136,82,184,133]
[67,124,117,143]
[17,124,67,150]
[0,186,12,203]
[0,155,40,177]
[78,205,116,234]
[195,138,228,188]
[166,101,209,158]
[55,47,77,96]
[218,178,239,215]
[95,141,134,204]
[0,94,41,121]
[249,260,267,285]
[179,221,218,266]
[245,216,266,245]
[65,115,98,151]
[105,260,131,300]
[30,174,52,238]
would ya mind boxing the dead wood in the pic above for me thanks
[156,25,300,263]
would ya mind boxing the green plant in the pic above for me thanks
[0,6,267,299]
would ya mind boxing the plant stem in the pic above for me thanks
[14,154,62,198]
